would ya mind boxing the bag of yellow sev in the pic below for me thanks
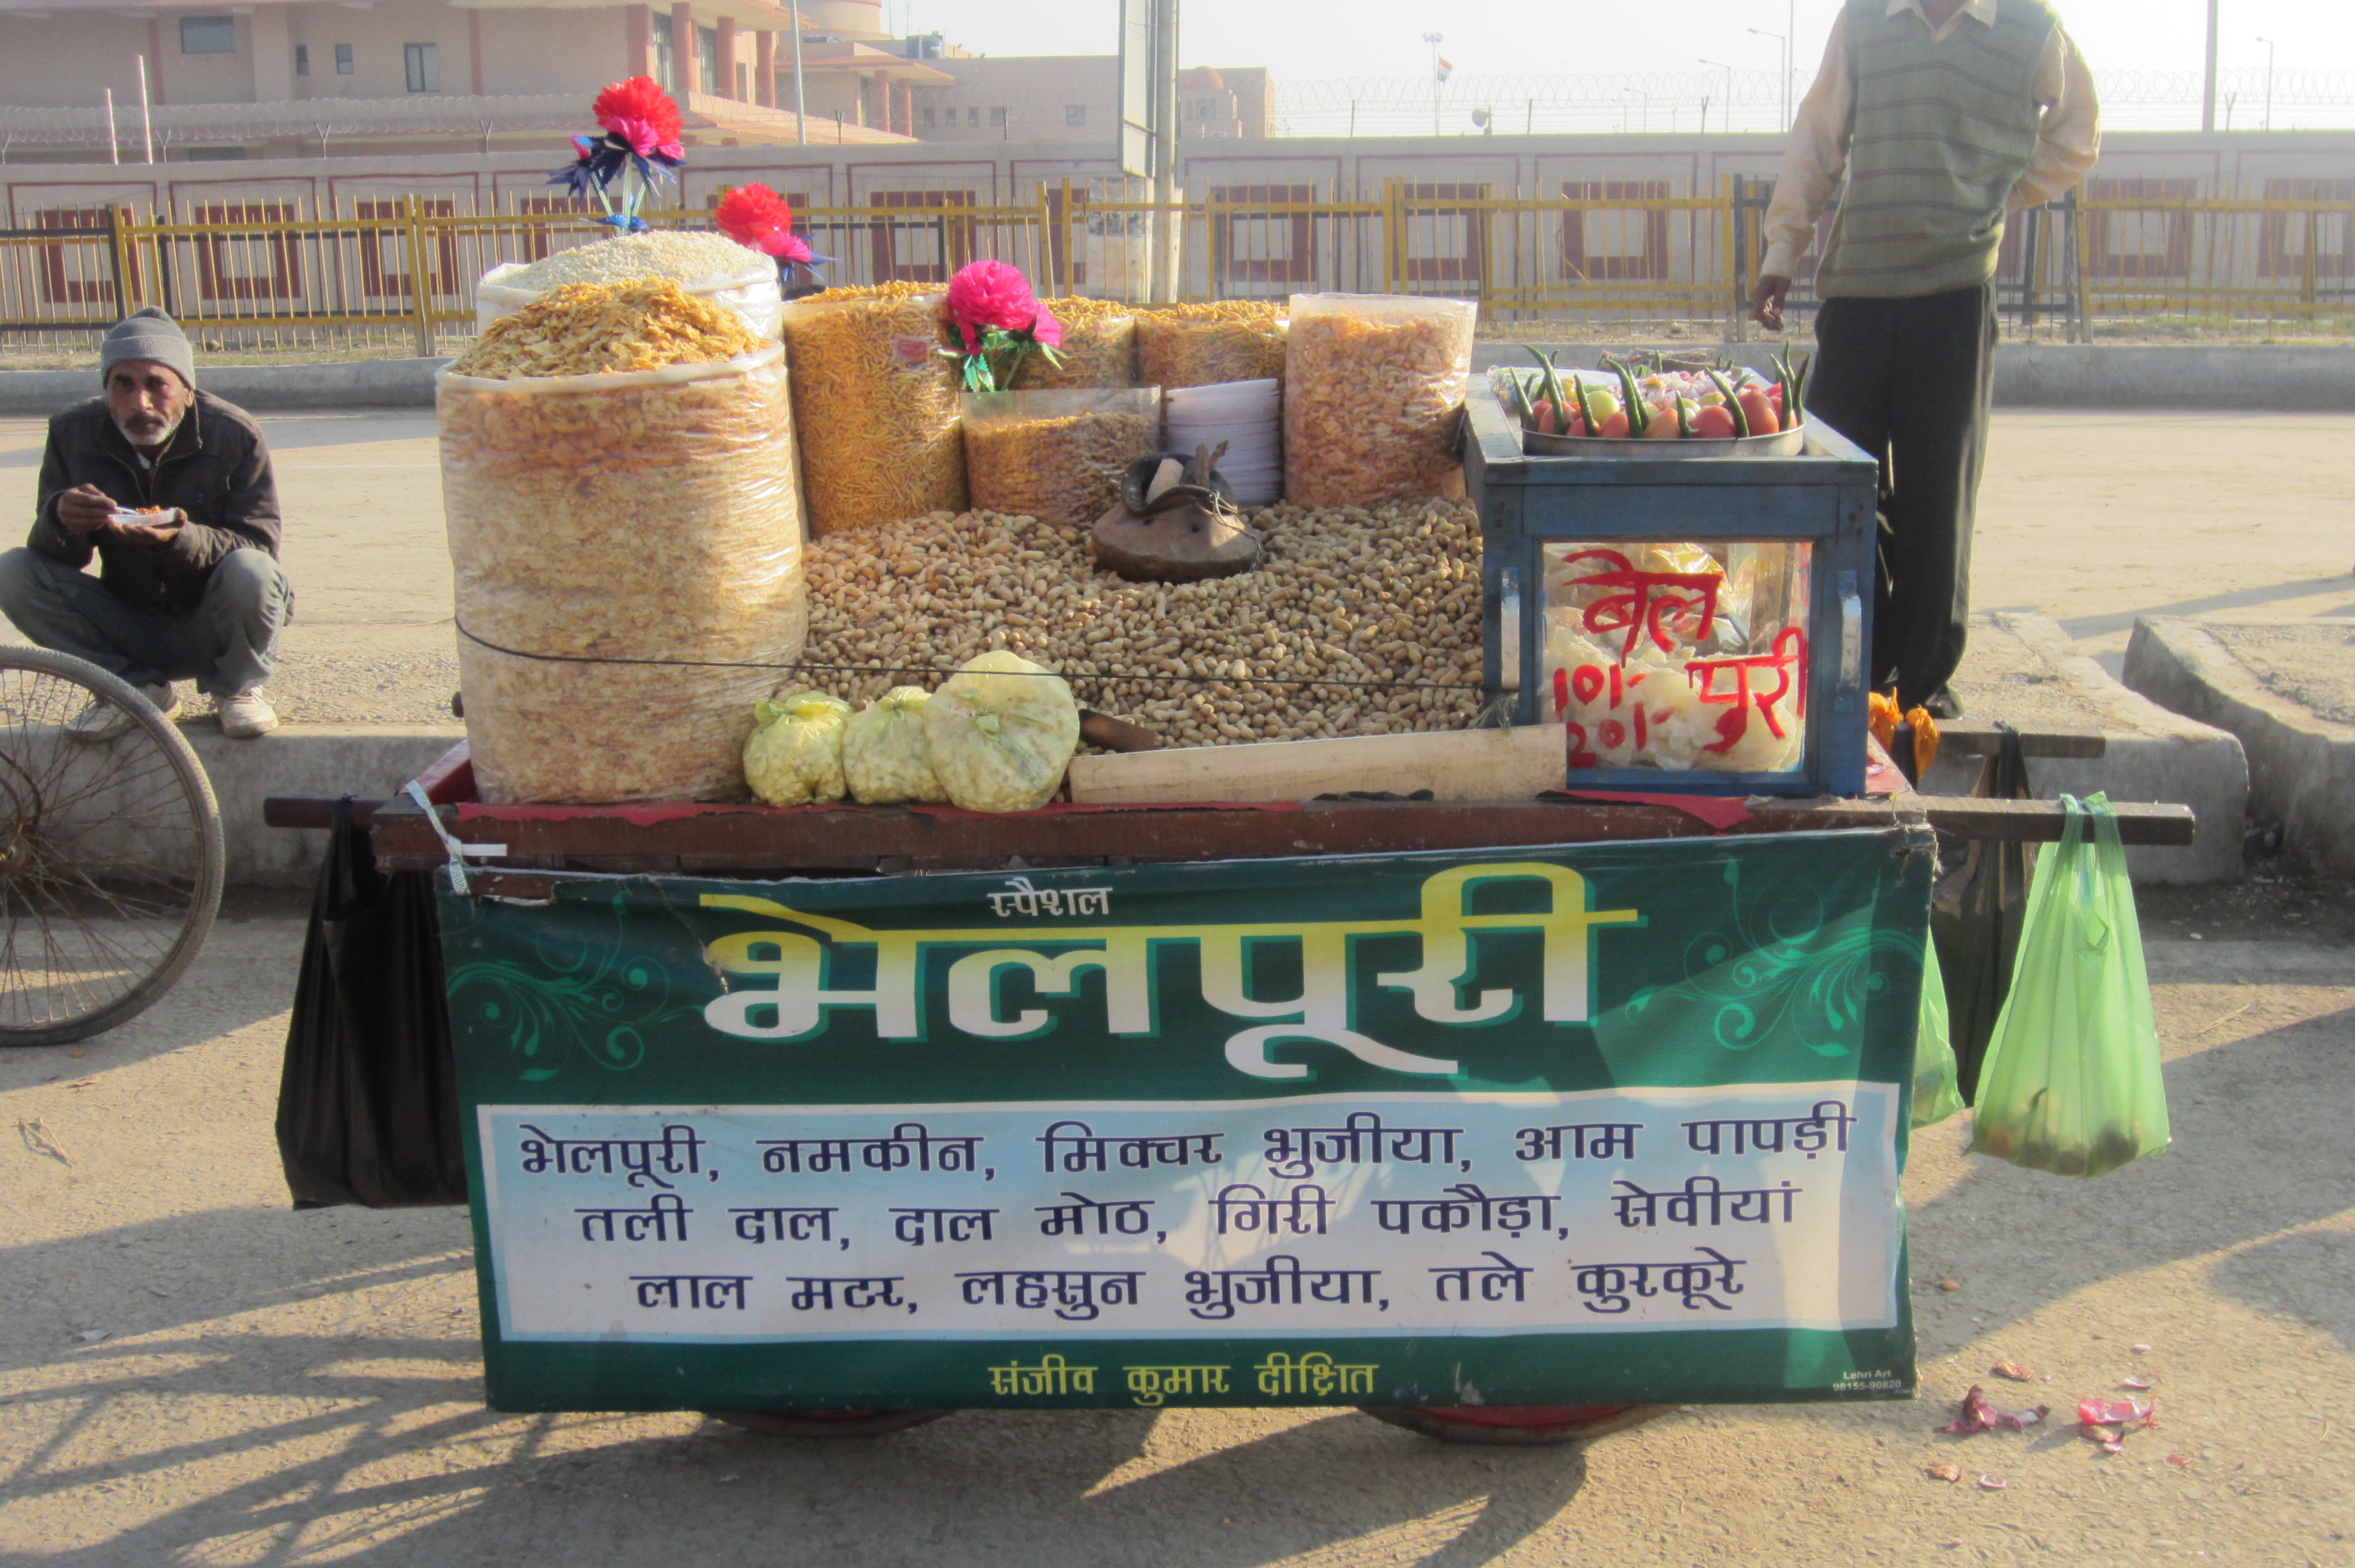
[782,283,967,535]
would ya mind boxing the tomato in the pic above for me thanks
[1597,410,1629,437]
[1533,399,1558,435]
[1737,387,1779,435]
[1642,402,1683,438]
[1690,403,1737,438]
[1561,411,1587,437]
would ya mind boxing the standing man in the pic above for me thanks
[2,308,291,739]
[1752,0,2099,713]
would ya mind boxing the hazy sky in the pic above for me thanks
[883,0,2349,95]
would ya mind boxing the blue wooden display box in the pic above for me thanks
[1462,388,1881,798]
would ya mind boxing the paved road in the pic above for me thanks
[2,409,2351,723]
[1,896,2350,1565]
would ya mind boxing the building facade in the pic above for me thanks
[895,57,1273,145]
[0,0,919,160]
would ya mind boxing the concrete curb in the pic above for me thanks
[1470,342,2355,411]
[2122,617,2355,876]
[1922,612,2248,883]
[0,358,449,416]
[186,722,465,887]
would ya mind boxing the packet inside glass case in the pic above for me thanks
[1540,540,1814,775]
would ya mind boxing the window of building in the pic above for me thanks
[1064,104,1086,127]
[178,15,237,54]
[697,25,719,95]
[968,107,979,126]
[404,42,439,93]
[920,107,934,128]
[736,62,748,99]
[651,12,675,91]
[990,105,1006,127]
[335,42,354,74]
[295,43,309,75]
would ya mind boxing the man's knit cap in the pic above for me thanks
[100,307,195,390]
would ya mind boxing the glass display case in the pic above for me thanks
[1462,389,1880,797]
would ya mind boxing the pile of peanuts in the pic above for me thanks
[800,499,1487,748]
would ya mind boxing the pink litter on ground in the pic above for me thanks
[2118,1376,2157,1390]
[2166,1453,2194,1469]
[1990,1360,2036,1382]
[1976,1474,2009,1490]
[1939,1385,2049,1435]
[2131,1343,2155,1354]
[2077,1397,2155,1427]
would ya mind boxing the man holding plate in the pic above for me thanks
[3,307,291,739]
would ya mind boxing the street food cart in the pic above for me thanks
[268,269,2191,1444]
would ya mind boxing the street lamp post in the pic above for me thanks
[2201,0,2219,132]
[2257,36,2275,131]
[1700,58,1737,134]
[790,9,807,145]
[1748,27,1788,129]
[1424,32,1444,138]
[1620,87,1648,135]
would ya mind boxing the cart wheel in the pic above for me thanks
[0,648,223,1046]
[705,1408,956,1439]
[1358,1403,1677,1447]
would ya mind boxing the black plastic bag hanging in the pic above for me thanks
[1930,725,2033,1103]
[275,796,467,1208]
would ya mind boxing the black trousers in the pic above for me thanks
[1805,283,1998,710]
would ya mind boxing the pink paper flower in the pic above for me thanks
[943,259,1044,351]
[715,184,813,263]
[593,75,685,161]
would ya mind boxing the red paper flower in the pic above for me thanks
[1030,301,1063,349]
[943,259,1043,351]
[715,183,812,264]
[592,75,684,161]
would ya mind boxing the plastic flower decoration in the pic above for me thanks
[714,182,833,300]
[547,75,686,233]
[938,259,1063,392]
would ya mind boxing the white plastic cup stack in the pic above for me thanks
[1164,378,1282,506]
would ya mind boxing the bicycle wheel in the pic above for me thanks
[0,647,224,1045]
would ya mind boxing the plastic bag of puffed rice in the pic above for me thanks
[922,651,1080,813]
[843,686,946,805]
[745,691,851,806]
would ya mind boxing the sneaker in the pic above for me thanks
[66,683,180,743]
[217,690,279,739]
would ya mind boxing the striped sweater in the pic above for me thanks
[1815,0,2060,298]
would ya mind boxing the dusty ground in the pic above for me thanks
[0,886,2349,1567]
[0,405,2349,1560]
[1,408,2350,725]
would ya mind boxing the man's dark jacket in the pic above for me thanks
[32,391,282,616]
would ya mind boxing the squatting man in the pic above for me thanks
[5,307,291,739]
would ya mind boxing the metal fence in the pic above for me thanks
[5,178,2350,358]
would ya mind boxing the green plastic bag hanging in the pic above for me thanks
[1912,936,1966,1129]
[1968,793,2170,1177]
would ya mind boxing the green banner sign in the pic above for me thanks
[441,826,1933,1413]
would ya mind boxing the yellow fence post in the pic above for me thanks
[1036,182,1057,296]
[403,194,437,358]
[1060,175,1076,299]
[1382,177,1403,294]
